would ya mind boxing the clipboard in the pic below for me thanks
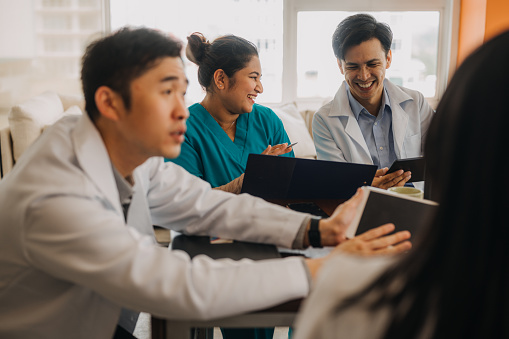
[171,235,281,261]
[241,154,377,199]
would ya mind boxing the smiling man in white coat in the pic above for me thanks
[0,27,412,339]
[313,14,434,189]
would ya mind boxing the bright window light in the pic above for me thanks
[297,11,440,99]
[110,0,284,105]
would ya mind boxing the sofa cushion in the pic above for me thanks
[8,91,65,162]
[270,102,317,159]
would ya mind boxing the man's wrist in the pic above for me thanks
[308,217,322,248]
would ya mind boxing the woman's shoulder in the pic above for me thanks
[251,103,278,118]
[249,104,284,129]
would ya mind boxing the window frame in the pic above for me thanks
[282,0,460,109]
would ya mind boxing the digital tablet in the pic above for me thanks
[345,186,438,239]
[388,157,426,182]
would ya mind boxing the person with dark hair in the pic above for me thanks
[166,32,294,194]
[0,27,412,339]
[295,29,509,339]
[313,14,435,190]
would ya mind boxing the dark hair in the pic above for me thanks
[332,13,392,60]
[81,27,182,122]
[186,32,258,91]
[336,30,509,338]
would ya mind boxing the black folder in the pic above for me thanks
[241,154,377,199]
[171,235,281,261]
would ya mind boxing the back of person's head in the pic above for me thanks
[335,30,509,339]
[186,32,258,91]
[332,13,392,60]
[81,27,182,122]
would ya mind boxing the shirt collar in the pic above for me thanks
[112,164,134,206]
[346,81,392,120]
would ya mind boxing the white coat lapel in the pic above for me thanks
[71,114,123,215]
[386,80,412,158]
[330,83,372,163]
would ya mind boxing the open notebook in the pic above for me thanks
[345,186,439,239]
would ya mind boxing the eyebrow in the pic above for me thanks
[160,76,189,84]
[249,71,261,76]
[345,58,381,66]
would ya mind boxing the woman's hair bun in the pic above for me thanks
[186,32,210,65]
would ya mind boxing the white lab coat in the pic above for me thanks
[312,80,434,165]
[0,114,310,339]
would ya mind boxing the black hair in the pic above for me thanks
[81,27,182,122]
[335,30,509,338]
[186,32,258,91]
[332,13,393,60]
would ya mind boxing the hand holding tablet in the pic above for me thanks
[387,156,426,182]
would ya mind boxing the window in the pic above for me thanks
[284,0,459,109]
[0,0,106,112]
[296,11,440,99]
[109,0,284,104]
[110,0,458,109]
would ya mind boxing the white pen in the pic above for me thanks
[288,142,298,148]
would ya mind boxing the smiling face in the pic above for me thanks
[115,56,189,161]
[338,38,392,110]
[222,56,263,114]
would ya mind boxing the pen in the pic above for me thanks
[288,142,298,148]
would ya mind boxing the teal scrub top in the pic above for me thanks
[166,103,294,187]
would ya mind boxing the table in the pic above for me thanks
[152,299,302,339]
[151,198,344,339]
[151,235,306,339]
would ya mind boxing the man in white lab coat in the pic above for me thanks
[0,27,411,339]
[313,14,434,189]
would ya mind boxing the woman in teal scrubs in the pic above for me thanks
[167,32,294,195]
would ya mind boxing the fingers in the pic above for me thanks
[261,145,272,155]
[342,187,364,209]
[393,173,411,187]
[374,167,388,177]
[262,143,292,156]
[367,230,411,250]
[356,223,396,241]
[376,240,412,255]
[336,224,412,256]
[373,170,411,189]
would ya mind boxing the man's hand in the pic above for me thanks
[372,167,411,189]
[261,143,293,156]
[306,188,364,247]
[333,224,411,256]
[305,224,411,279]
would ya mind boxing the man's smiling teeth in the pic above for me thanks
[247,94,256,100]
[358,82,373,88]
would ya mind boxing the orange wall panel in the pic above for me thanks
[485,0,509,41]
[457,0,486,66]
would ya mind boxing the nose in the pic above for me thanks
[173,95,189,121]
[255,79,263,94]
[358,66,370,81]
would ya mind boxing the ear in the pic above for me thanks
[386,50,392,69]
[337,59,345,75]
[94,86,124,121]
[213,69,226,90]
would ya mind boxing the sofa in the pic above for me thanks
[0,92,316,179]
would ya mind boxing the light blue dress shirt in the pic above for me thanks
[346,85,397,169]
